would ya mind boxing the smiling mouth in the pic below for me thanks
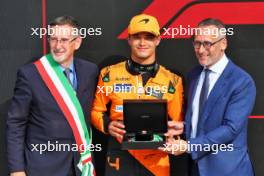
[138,48,148,51]
[199,54,208,58]
[54,54,64,58]
[53,51,65,56]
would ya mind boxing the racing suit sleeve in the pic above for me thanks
[91,74,111,134]
[168,76,184,121]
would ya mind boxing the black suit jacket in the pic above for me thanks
[6,58,98,176]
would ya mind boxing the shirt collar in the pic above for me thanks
[206,54,229,74]
[59,61,75,73]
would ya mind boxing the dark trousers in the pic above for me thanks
[188,157,200,176]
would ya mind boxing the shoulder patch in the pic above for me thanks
[168,81,175,94]
[101,66,110,82]
[102,71,110,82]
[101,61,127,82]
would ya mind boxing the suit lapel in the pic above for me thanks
[185,66,203,138]
[188,75,201,109]
[74,59,85,100]
[198,61,234,127]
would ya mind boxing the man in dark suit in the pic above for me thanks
[164,18,256,176]
[6,16,98,176]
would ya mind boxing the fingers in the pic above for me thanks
[159,139,187,156]
[166,135,180,143]
[168,121,184,129]
[108,120,126,139]
[112,120,125,129]
[165,121,184,137]
[10,172,26,176]
[165,128,183,136]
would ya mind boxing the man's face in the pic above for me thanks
[128,32,160,62]
[193,25,227,67]
[49,24,82,65]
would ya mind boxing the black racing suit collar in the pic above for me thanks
[125,58,159,78]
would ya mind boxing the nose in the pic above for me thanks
[198,44,206,53]
[53,40,63,49]
[139,38,146,46]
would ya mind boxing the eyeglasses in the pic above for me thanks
[48,37,77,45]
[193,38,224,50]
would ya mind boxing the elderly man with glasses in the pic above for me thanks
[6,16,98,176]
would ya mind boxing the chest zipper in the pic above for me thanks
[136,75,144,99]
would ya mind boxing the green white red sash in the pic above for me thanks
[34,54,95,176]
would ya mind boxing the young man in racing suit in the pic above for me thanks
[91,14,184,176]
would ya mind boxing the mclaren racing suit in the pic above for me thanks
[91,60,183,176]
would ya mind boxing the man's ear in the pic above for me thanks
[127,36,132,46]
[74,36,82,50]
[221,37,227,51]
[155,36,161,46]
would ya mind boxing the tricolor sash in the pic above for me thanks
[34,54,95,176]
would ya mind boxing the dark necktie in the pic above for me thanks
[63,68,73,87]
[199,68,210,116]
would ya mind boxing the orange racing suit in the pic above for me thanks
[91,60,183,176]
